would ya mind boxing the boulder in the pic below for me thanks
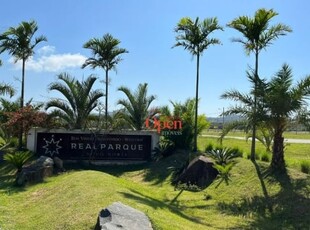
[53,157,64,172]
[176,155,218,188]
[16,156,54,186]
[94,202,153,230]
[35,156,54,167]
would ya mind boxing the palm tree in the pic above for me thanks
[227,8,292,160]
[0,84,15,97]
[160,98,210,150]
[221,69,273,151]
[0,20,47,148]
[117,83,156,130]
[0,20,47,108]
[219,119,274,153]
[82,33,128,130]
[264,64,310,172]
[45,73,104,129]
[173,17,222,152]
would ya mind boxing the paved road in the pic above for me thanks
[201,135,310,144]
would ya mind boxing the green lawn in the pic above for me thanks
[0,136,309,230]
[203,129,310,139]
[198,135,310,171]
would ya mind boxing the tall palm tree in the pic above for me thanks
[117,83,156,130]
[82,33,128,130]
[173,17,222,152]
[0,20,47,108]
[0,20,47,148]
[264,64,310,172]
[227,8,292,160]
[45,73,104,129]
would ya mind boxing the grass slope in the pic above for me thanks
[1,148,309,230]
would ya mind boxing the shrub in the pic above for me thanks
[206,147,242,165]
[213,162,235,187]
[260,152,271,162]
[152,139,175,161]
[3,150,33,173]
[300,160,310,174]
[8,137,19,148]
[205,143,215,152]
[229,147,243,158]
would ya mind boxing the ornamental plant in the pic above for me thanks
[3,150,33,173]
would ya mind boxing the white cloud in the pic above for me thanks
[37,45,55,56]
[9,46,87,72]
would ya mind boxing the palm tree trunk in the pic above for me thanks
[250,51,259,161]
[194,52,199,152]
[18,58,25,150]
[271,128,286,172]
[105,69,108,130]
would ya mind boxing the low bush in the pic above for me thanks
[213,162,235,187]
[300,160,310,174]
[152,139,175,161]
[246,152,260,160]
[260,152,271,162]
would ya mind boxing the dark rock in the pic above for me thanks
[35,156,54,167]
[176,155,218,188]
[16,156,54,186]
[53,157,64,172]
[94,202,153,230]
[16,166,54,186]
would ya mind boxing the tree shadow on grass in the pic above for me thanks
[64,161,149,177]
[118,188,212,228]
[142,150,189,185]
[217,162,310,230]
[63,150,190,186]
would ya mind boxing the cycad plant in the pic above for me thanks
[206,147,242,166]
[3,150,33,173]
[206,147,242,187]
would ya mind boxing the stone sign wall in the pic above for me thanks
[27,129,159,162]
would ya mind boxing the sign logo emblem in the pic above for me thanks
[42,135,62,157]
[145,116,182,135]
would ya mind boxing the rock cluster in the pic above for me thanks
[16,156,64,186]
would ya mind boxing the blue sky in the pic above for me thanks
[1,0,309,117]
